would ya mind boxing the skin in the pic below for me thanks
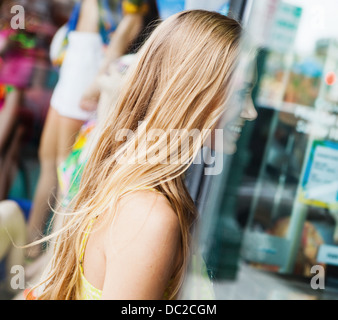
[226,82,258,153]
[0,89,21,155]
[0,88,22,200]
[0,125,25,201]
[82,190,181,299]
[215,64,258,154]
[27,108,83,250]
[0,201,26,292]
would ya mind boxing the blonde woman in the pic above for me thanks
[31,10,257,300]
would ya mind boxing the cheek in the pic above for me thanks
[205,105,242,154]
[221,100,243,127]
[204,127,238,155]
[223,132,237,155]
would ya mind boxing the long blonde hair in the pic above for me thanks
[36,10,241,300]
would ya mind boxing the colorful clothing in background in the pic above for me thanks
[0,84,14,111]
[0,30,37,89]
[57,120,96,207]
[123,0,149,15]
[56,53,137,205]
[0,1,56,88]
[52,0,149,67]
[0,17,58,140]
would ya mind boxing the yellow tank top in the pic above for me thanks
[78,187,161,300]
[79,219,103,300]
[78,188,215,300]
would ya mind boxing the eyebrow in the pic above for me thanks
[244,82,255,90]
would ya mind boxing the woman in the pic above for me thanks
[32,10,256,300]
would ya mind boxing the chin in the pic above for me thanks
[223,132,239,155]
[223,143,237,155]
[211,140,237,155]
[205,133,238,155]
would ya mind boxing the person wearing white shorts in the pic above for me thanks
[26,0,146,259]
[50,30,104,121]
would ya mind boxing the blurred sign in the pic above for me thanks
[323,40,338,102]
[268,2,303,53]
[185,0,228,12]
[300,140,338,207]
[245,0,279,47]
[317,244,338,266]
[242,232,291,267]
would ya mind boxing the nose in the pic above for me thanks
[240,98,258,121]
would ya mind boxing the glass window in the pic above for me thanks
[188,0,338,300]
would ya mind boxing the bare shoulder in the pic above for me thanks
[101,190,182,299]
[104,190,181,253]
[121,190,178,225]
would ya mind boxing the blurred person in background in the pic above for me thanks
[0,0,57,201]
[0,0,73,296]
[26,0,159,260]
[79,0,231,111]
[0,201,26,298]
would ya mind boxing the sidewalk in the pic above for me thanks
[214,262,338,300]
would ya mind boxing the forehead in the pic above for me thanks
[246,61,258,82]
[244,63,258,88]
[233,57,258,89]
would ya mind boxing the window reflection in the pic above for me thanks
[202,0,338,299]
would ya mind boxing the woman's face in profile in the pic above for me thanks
[210,62,258,154]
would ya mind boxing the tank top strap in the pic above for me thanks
[79,186,161,268]
[79,219,96,271]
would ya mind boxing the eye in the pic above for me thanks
[238,89,252,99]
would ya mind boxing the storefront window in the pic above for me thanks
[190,0,338,300]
